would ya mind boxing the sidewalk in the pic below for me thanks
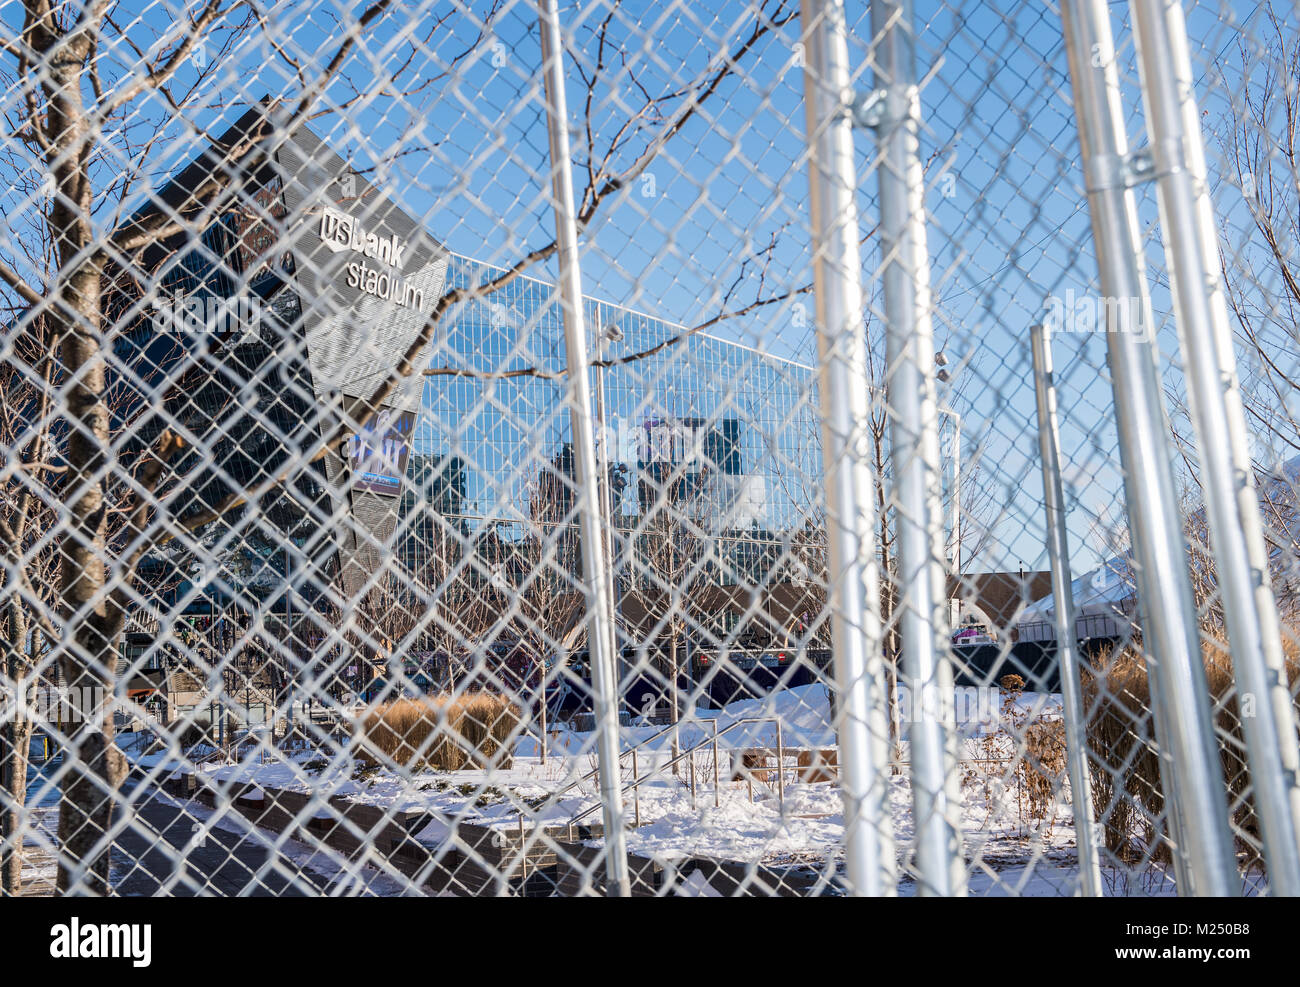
[15,806,58,897]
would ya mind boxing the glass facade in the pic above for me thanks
[410,253,823,588]
[120,109,824,608]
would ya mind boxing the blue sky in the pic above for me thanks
[3,0,1288,578]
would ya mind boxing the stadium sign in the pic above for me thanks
[317,204,424,312]
[318,204,408,268]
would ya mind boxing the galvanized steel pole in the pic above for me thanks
[537,0,630,897]
[1059,0,1239,895]
[939,407,962,620]
[1030,322,1104,898]
[800,0,895,896]
[869,0,964,896]
[949,412,961,589]
[1128,0,1300,895]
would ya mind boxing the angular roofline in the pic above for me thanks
[141,107,814,377]
[444,249,816,374]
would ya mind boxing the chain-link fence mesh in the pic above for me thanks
[0,0,1297,897]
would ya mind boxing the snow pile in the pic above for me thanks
[619,783,844,865]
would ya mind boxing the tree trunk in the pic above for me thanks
[1,711,34,896]
[874,434,903,761]
[53,254,125,893]
[669,622,681,776]
[43,45,125,890]
[1,606,28,894]
[538,659,548,765]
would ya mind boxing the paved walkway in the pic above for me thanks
[18,765,386,896]
[109,783,338,895]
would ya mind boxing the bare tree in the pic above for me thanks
[0,309,61,895]
[1215,3,1300,465]
[631,446,716,769]
[1161,2,1300,639]
[510,464,589,761]
[0,0,800,892]
[0,224,188,892]
[1218,8,1300,641]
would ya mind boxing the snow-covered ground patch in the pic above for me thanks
[22,685,1207,896]
[139,682,1096,895]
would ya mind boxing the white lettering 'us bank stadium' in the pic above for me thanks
[319,203,425,311]
[344,258,425,312]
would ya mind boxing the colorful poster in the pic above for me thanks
[348,407,415,496]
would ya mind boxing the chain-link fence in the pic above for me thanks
[0,0,1297,897]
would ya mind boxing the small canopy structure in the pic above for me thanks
[1018,454,1300,642]
[1017,555,1137,642]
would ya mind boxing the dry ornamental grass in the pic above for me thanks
[1082,634,1300,871]
[357,693,521,771]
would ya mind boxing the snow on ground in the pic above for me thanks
[16,686,1205,895]
[616,780,844,865]
[109,682,1094,895]
[611,764,1080,890]
[14,806,58,894]
[523,681,1064,759]
[161,790,417,896]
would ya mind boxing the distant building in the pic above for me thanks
[411,252,821,593]
[116,106,448,612]
[115,106,823,667]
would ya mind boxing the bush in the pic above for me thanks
[357,693,520,772]
[452,693,520,769]
[1018,719,1067,823]
[1080,648,1165,863]
[993,673,1068,828]
[1082,637,1300,870]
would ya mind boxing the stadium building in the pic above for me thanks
[118,108,825,694]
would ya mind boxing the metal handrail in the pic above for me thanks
[565,716,790,838]
[545,714,696,806]
[189,745,229,766]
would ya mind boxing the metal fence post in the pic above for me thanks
[1128,0,1300,895]
[867,0,963,896]
[946,410,962,589]
[632,749,641,830]
[776,720,786,815]
[712,719,720,808]
[1030,322,1104,898]
[1058,0,1239,895]
[800,0,895,898]
[537,0,629,897]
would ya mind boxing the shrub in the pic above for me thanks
[1018,719,1067,823]
[1080,647,1165,863]
[357,692,520,772]
[453,692,521,769]
[990,673,1067,829]
[1082,637,1300,870]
